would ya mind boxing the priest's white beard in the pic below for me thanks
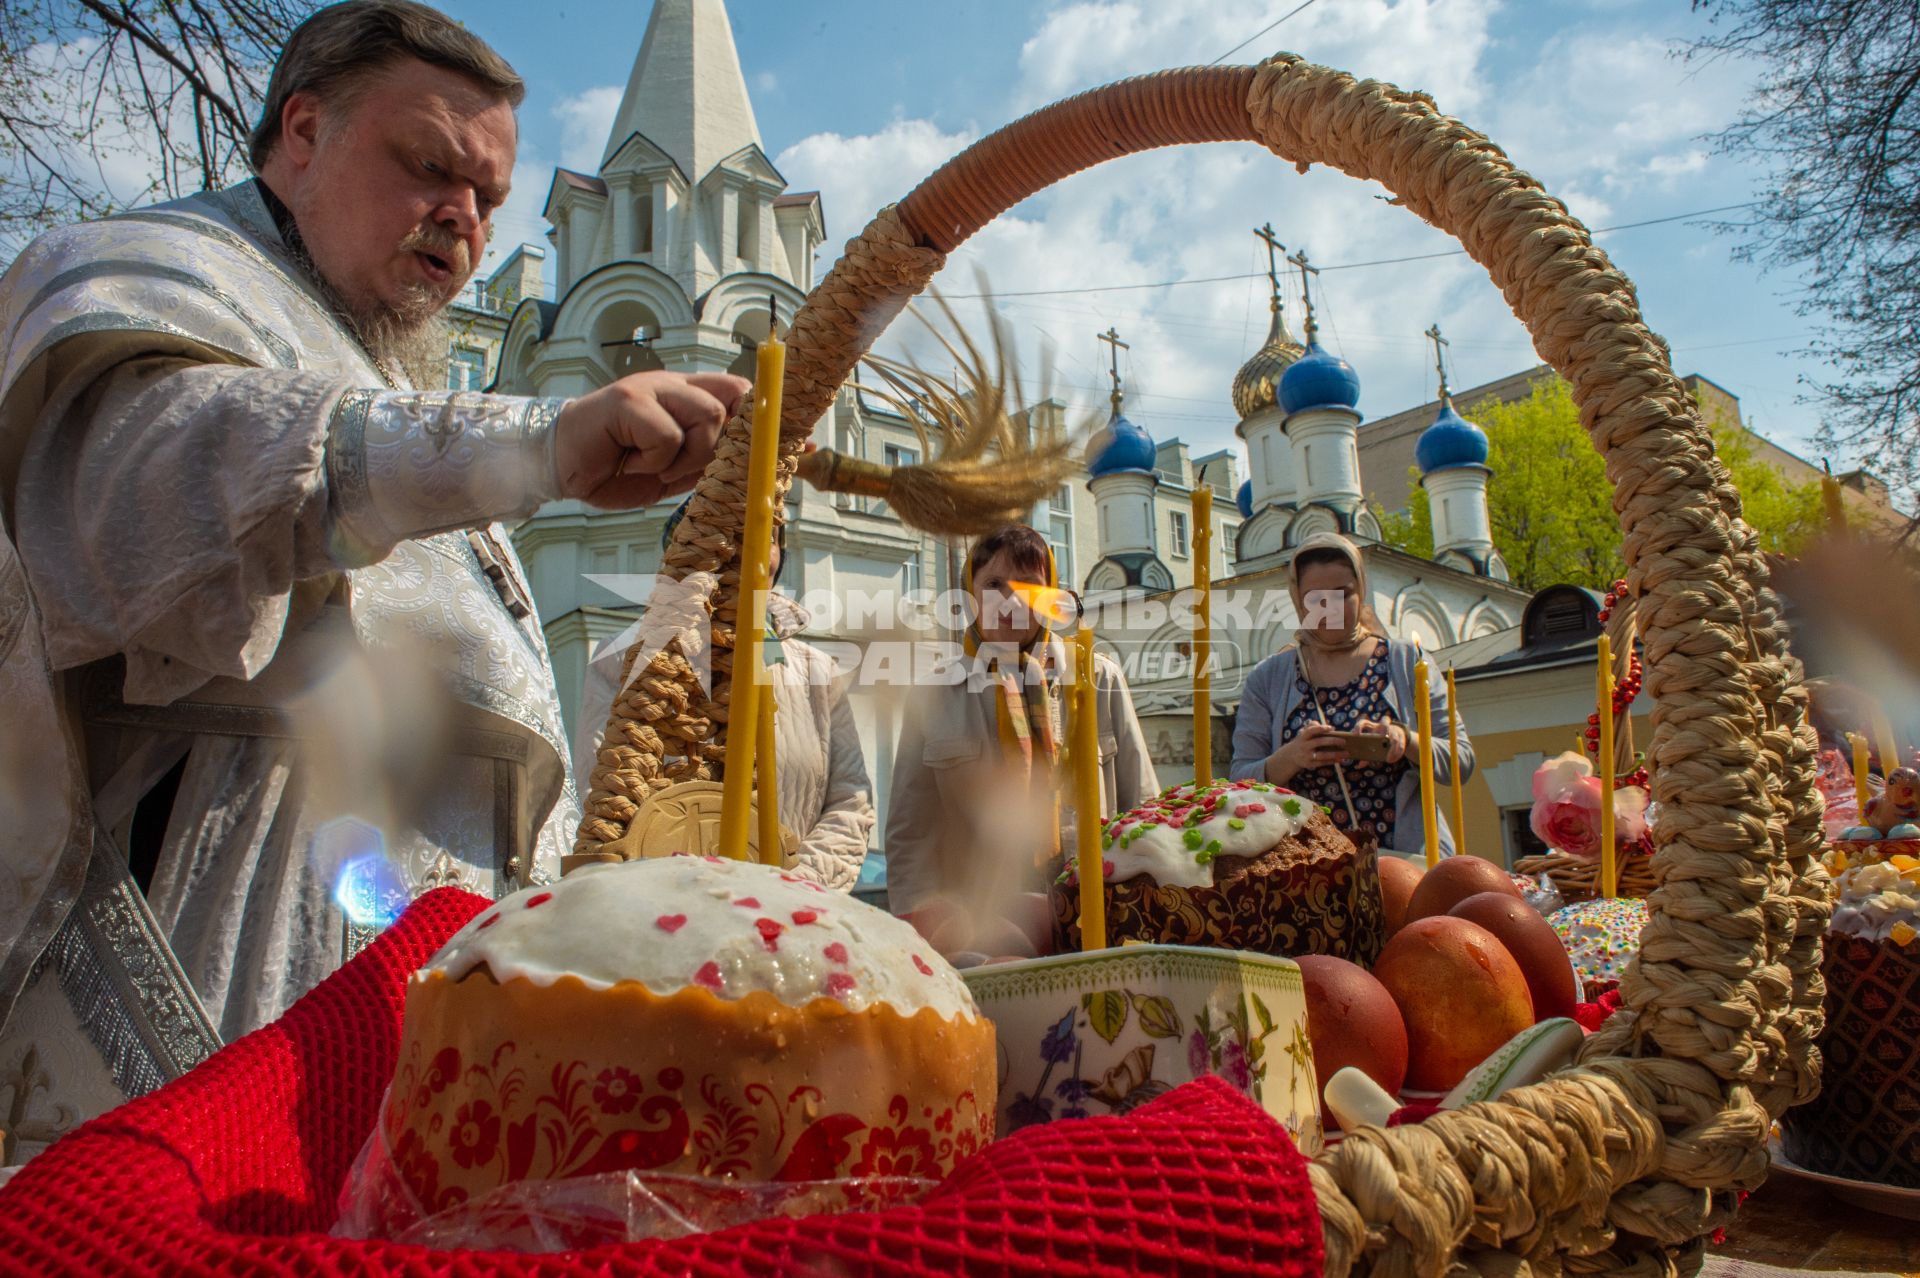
[285,221,465,389]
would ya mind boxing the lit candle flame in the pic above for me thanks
[1006,580,1078,627]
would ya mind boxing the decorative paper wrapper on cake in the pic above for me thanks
[1780,843,1920,1188]
[962,944,1323,1155]
[365,858,996,1229]
[1050,781,1387,964]
[1546,897,1648,1000]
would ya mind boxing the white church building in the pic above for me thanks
[490,0,1531,861]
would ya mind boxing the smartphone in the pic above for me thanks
[1325,730,1393,763]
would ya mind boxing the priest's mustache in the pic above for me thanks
[398,222,471,283]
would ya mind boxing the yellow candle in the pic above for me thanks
[1444,666,1465,854]
[1871,708,1901,773]
[717,330,785,861]
[1413,659,1439,868]
[1850,733,1872,815]
[1821,474,1846,535]
[1598,634,1617,899]
[1074,627,1106,951]
[757,680,780,866]
[1192,486,1213,786]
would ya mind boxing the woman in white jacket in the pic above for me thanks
[885,524,1158,956]
[573,507,876,889]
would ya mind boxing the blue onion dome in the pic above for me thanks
[1086,411,1158,476]
[1236,478,1254,519]
[1277,339,1361,415]
[1230,306,1306,418]
[1415,396,1491,473]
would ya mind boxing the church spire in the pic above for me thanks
[602,0,764,180]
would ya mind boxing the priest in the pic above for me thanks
[0,0,745,1156]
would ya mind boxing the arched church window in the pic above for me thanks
[737,196,758,269]
[635,189,654,254]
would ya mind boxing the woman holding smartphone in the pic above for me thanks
[1228,532,1472,857]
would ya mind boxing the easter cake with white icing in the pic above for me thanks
[1779,840,1920,1188]
[1050,779,1388,963]
[379,856,996,1216]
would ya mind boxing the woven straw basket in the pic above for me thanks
[575,54,1829,1277]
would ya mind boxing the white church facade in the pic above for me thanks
[488,0,1531,857]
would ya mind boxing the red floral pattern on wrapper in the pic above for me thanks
[0,890,1324,1276]
[363,1030,992,1242]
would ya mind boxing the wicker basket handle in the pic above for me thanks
[578,60,1829,1277]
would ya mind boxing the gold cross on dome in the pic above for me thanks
[1286,247,1321,342]
[1254,222,1285,308]
[1425,322,1452,399]
[1097,325,1129,412]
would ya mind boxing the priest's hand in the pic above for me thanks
[553,370,751,508]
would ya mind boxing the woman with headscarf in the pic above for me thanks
[885,523,1158,957]
[574,502,875,889]
[1229,532,1473,858]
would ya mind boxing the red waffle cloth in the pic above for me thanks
[0,888,1323,1277]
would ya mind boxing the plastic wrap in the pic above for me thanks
[333,1094,935,1251]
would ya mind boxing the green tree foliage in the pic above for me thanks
[1377,379,1623,592]
[1376,376,1827,588]
[1708,418,1827,555]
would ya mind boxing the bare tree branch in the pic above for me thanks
[1691,1,1920,499]
[0,0,312,255]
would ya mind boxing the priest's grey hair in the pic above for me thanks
[249,0,524,169]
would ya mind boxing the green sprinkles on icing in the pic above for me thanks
[1195,847,1217,865]
[1183,829,1204,850]
[1228,818,1246,830]
[1283,799,1303,817]
[1206,839,1222,854]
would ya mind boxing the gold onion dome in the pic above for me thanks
[1231,302,1306,419]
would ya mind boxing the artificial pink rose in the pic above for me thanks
[1529,754,1652,857]
[1532,751,1595,805]
[1532,793,1603,858]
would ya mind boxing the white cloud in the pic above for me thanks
[773,0,1534,466]
[777,118,979,247]
[1015,0,1499,115]
[755,71,779,94]
[553,84,623,173]
[1487,34,1749,203]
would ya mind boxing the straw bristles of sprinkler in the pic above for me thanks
[794,287,1085,535]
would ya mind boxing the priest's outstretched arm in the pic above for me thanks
[11,352,743,706]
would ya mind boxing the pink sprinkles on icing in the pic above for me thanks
[912,955,933,976]
[655,914,687,933]
[824,972,856,998]
[823,942,849,965]
[734,897,761,909]
[755,918,784,951]
[791,909,820,926]
[477,914,500,930]
[524,892,552,909]
[693,961,723,991]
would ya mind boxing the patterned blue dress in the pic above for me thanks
[1282,639,1410,851]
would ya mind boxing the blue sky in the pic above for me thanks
[444,0,1835,475]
